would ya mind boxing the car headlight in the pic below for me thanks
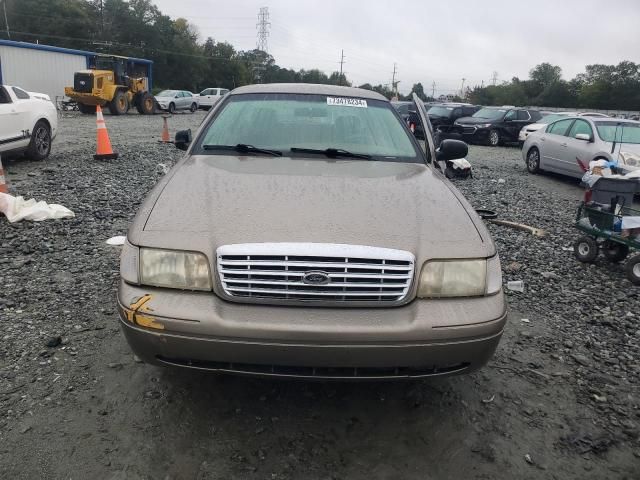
[476,123,492,129]
[139,248,212,290]
[417,256,502,298]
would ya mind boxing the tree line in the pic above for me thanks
[405,62,640,111]
[2,0,351,92]
[2,1,639,110]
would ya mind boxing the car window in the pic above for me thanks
[200,89,210,96]
[220,89,229,96]
[517,110,529,121]
[595,122,640,144]
[198,93,421,162]
[393,103,409,115]
[452,108,462,117]
[546,119,574,136]
[529,110,542,121]
[504,110,517,121]
[0,86,12,104]
[12,87,30,100]
[567,119,593,138]
[472,108,506,120]
[183,92,191,97]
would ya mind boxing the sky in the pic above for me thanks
[152,0,640,95]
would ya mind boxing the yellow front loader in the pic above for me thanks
[64,55,155,115]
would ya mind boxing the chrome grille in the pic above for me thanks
[462,126,476,134]
[217,243,415,304]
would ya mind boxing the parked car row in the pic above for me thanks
[154,87,229,113]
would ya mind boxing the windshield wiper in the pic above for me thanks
[202,144,282,156]
[290,147,372,160]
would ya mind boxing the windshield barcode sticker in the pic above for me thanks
[327,97,367,108]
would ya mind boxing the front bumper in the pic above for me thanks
[117,283,507,378]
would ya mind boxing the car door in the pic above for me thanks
[0,86,28,151]
[181,91,190,109]
[183,91,194,109]
[540,119,575,173]
[199,88,211,106]
[501,109,518,140]
[412,93,435,162]
[564,118,596,178]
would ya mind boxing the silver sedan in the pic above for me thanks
[522,117,640,178]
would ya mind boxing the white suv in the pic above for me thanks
[0,85,57,160]
[197,87,229,110]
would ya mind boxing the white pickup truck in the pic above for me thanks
[0,85,57,160]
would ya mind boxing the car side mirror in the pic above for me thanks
[175,129,192,151]
[575,133,592,142]
[436,139,468,161]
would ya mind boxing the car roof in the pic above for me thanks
[231,83,388,101]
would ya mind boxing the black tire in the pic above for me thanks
[135,92,155,115]
[626,255,640,285]
[78,103,96,114]
[573,236,599,263]
[526,147,541,174]
[602,240,629,263]
[26,120,52,161]
[488,129,500,147]
[109,90,128,115]
[168,102,176,114]
[189,103,197,113]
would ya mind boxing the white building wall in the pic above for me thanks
[0,45,87,101]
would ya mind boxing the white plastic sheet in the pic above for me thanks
[0,192,74,223]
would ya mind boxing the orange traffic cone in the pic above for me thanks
[0,155,8,193]
[160,114,171,143]
[94,105,118,160]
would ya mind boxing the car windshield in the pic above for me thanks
[428,106,454,117]
[539,114,567,124]
[596,122,640,144]
[472,108,506,120]
[197,93,420,162]
[157,90,177,97]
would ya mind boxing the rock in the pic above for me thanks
[524,453,533,464]
[571,354,590,366]
[46,336,62,348]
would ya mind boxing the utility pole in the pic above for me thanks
[391,63,399,99]
[431,81,436,99]
[460,78,466,98]
[481,80,484,88]
[492,71,498,86]
[3,0,10,39]
[338,49,345,86]
[256,7,270,52]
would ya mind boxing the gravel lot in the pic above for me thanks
[1,111,638,479]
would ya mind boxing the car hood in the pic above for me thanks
[455,116,499,125]
[523,123,546,131]
[134,156,492,259]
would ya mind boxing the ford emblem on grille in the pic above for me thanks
[302,271,331,285]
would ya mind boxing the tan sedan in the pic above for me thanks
[118,83,506,379]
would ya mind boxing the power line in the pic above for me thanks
[256,6,270,52]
